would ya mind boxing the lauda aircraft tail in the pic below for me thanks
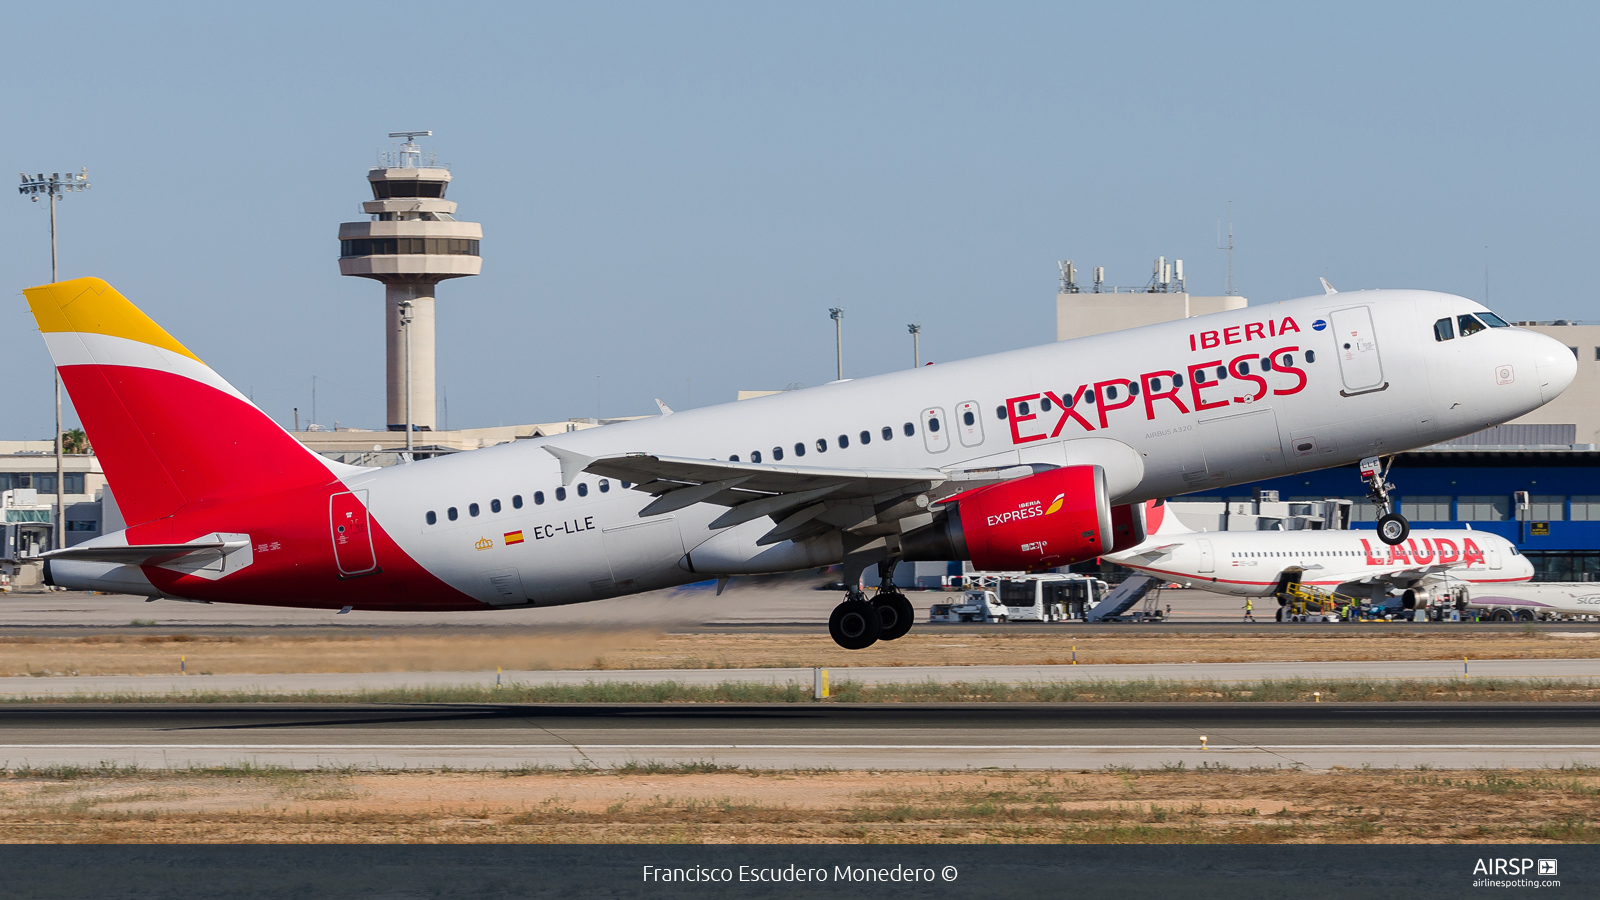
[1147,498,1193,536]
[24,277,344,527]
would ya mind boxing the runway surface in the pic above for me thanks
[2,703,1597,771]
[1,656,1595,698]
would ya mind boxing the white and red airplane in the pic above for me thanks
[30,277,1575,648]
[1105,499,1533,610]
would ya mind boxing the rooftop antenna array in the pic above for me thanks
[382,130,440,169]
[1058,260,1079,294]
[1145,257,1183,293]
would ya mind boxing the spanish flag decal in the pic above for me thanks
[504,530,525,545]
[1045,493,1065,515]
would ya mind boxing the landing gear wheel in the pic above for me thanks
[829,597,882,650]
[872,592,915,641]
[1377,513,1410,546]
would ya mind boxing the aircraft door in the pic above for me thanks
[1487,547,1501,570]
[1329,305,1387,394]
[921,407,950,453]
[954,401,984,447]
[1197,539,1215,573]
[329,490,378,576]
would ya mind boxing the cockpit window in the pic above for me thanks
[1433,318,1454,342]
[1458,314,1487,337]
[1478,311,1510,328]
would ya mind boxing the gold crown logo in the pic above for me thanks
[474,537,494,551]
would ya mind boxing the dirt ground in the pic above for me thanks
[3,628,1599,677]
[3,765,1595,843]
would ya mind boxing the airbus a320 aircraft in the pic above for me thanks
[1106,500,1532,610]
[29,278,1574,648]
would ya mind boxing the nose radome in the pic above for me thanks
[1532,332,1578,403]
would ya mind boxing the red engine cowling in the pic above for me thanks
[902,465,1112,572]
[1108,502,1148,553]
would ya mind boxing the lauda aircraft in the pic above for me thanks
[1105,500,1532,609]
[29,278,1575,648]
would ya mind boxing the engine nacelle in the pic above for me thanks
[902,465,1112,572]
[1108,503,1147,553]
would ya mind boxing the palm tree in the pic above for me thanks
[60,428,91,455]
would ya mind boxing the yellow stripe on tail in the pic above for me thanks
[24,277,203,364]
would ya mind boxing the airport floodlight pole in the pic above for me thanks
[908,323,921,368]
[19,168,90,552]
[829,307,844,381]
[398,299,415,457]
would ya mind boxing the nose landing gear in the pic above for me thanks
[1360,455,1410,546]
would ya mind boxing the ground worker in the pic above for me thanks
[1243,597,1256,622]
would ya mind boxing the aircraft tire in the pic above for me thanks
[872,592,916,641]
[829,598,882,650]
[1377,513,1410,546]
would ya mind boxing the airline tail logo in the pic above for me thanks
[1045,494,1065,515]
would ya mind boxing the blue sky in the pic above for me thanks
[4,2,1596,437]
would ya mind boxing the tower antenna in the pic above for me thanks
[1216,201,1237,296]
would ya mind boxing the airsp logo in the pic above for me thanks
[1472,858,1552,876]
[1540,859,1558,876]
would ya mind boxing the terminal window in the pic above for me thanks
[1570,496,1600,521]
[1528,495,1566,521]
[1457,495,1510,521]
[1401,496,1453,521]
[0,473,84,494]
[1340,498,1381,522]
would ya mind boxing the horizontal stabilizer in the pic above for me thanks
[41,541,240,567]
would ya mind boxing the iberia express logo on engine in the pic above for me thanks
[987,493,1065,527]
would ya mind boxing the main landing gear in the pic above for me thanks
[827,568,917,650]
[1360,455,1410,546]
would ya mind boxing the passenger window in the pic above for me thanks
[1195,369,1206,383]
[1105,386,1118,401]
[1084,389,1096,404]
[816,438,828,453]
[1150,377,1162,392]
[928,417,941,432]
[729,455,740,462]
[1126,382,1139,397]
[1281,354,1293,367]
[882,426,893,441]
[512,495,523,509]
[1217,366,1228,380]
[772,446,784,461]
[995,406,1007,419]
[1237,362,1250,375]
[1306,350,1316,363]
[534,491,545,505]
[1479,312,1509,327]
[1260,357,1272,371]
[622,481,631,488]
[556,487,566,501]
[469,503,480,517]
[963,410,975,426]
[599,479,610,492]
[426,511,437,525]
[1174,373,1184,387]
[859,430,871,445]
[578,483,588,497]
[448,507,458,521]
[1458,314,1486,337]
[1040,397,1052,412]
[794,442,805,457]
[752,450,763,463]
[490,499,502,513]
[838,434,849,448]
[1434,318,1454,342]
[903,422,915,436]
[1018,401,1030,415]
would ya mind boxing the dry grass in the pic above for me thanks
[4,627,1598,677]
[3,764,1596,843]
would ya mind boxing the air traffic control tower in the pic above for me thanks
[338,132,482,432]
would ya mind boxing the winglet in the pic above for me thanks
[542,445,595,486]
[1319,277,1338,295]
[655,398,674,416]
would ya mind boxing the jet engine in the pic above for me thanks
[901,465,1112,571]
[1107,502,1147,553]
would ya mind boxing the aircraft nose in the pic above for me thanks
[1531,331,1578,403]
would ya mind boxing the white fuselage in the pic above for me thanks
[329,288,1571,609]
[1106,526,1533,597]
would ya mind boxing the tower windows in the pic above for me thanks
[369,180,448,200]
[340,238,480,258]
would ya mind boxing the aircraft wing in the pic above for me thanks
[547,447,1033,546]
